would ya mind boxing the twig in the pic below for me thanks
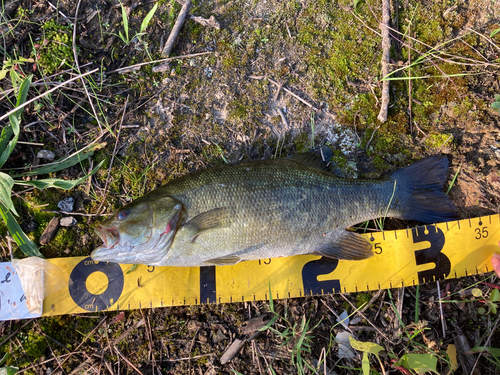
[0,69,99,123]
[377,0,391,123]
[47,1,73,26]
[407,23,412,133]
[155,0,192,72]
[469,316,500,374]
[141,309,156,374]
[50,317,107,373]
[96,95,128,215]
[73,0,103,134]
[114,346,145,375]
[108,51,212,74]
[16,141,44,146]
[269,78,318,110]
[436,281,446,339]
[339,293,393,344]
[467,27,500,53]
[276,108,289,130]
[16,352,86,374]
[249,76,318,110]
[365,124,381,149]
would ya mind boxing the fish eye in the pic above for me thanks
[116,210,129,221]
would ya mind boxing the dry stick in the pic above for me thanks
[114,346,145,375]
[377,0,391,123]
[68,319,146,375]
[16,352,86,374]
[73,0,103,134]
[154,0,192,73]
[408,24,412,134]
[249,76,318,110]
[467,27,500,52]
[141,309,156,374]
[0,68,98,123]
[277,108,289,130]
[470,316,500,374]
[96,95,128,215]
[268,78,318,110]
[338,293,394,344]
[48,316,108,374]
[108,51,212,75]
[436,281,447,339]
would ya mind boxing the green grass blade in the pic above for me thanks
[14,160,105,190]
[12,142,105,177]
[0,126,14,168]
[0,132,20,170]
[0,172,17,216]
[0,202,43,258]
[491,27,500,37]
[446,165,461,195]
[0,75,31,169]
[268,281,274,312]
[0,365,19,375]
[120,1,129,43]
[140,3,158,33]
[14,75,32,119]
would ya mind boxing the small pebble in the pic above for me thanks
[37,150,56,161]
[60,216,77,227]
[58,197,74,212]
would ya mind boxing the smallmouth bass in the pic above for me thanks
[91,153,457,266]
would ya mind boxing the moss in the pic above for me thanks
[34,19,75,74]
[424,132,453,149]
[356,292,372,309]
[228,100,249,121]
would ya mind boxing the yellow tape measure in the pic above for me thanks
[41,215,499,316]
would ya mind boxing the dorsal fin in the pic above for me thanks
[287,147,344,176]
[288,146,332,171]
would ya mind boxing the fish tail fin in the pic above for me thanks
[392,156,457,223]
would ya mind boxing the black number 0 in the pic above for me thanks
[475,227,488,239]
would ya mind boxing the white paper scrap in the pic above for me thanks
[0,262,42,320]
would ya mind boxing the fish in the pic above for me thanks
[91,152,457,267]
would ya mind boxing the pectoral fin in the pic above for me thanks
[314,231,373,260]
[183,207,233,242]
[203,255,242,266]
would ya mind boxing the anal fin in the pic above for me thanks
[203,255,242,266]
[314,231,373,260]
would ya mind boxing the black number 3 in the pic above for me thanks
[475,227,488,239]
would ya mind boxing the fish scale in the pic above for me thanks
[92,153,457,267]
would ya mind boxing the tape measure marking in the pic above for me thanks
[37,215,500,317]
[68,257,124,312]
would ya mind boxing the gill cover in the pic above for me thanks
[91,194,184,264]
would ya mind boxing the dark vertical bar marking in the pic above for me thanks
[200,266,216,304]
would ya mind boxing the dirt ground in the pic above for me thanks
[1,0,500,373]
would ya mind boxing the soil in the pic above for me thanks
[1,0,500,373]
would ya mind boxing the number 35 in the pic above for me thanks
[475,227,488,239]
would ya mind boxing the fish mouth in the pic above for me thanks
[95,225,120,249]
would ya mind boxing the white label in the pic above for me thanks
[0,262,42,320]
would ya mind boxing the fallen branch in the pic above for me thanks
[162,0,192,57]
[377,0,391,123]
[154,0,192,72]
